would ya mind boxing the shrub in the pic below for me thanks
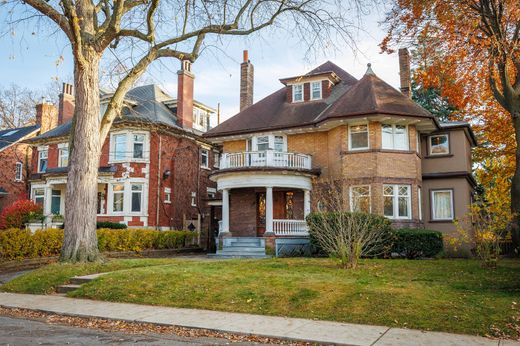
[391,228,443,259]
[0,228,198,260]
[306,212,393,268]
[0,200,43,229]
[96,221,128,229]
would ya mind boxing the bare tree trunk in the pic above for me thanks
[60,48,101,262]
[511,104,520,254]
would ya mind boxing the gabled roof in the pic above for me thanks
[205,62,437,138]
[0,125,40,151]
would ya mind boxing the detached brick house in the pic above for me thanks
[26,61,219,247]
[205,50,477,256]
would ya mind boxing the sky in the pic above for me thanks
[0,3,400,124]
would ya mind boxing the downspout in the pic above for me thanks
[155,134,162,230]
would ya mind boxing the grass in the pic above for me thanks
[2,258,520,338]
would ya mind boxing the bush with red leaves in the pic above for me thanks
[0,200,43,229]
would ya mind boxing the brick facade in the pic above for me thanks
[0,143,32,211]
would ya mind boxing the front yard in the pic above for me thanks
[2,258,520,339]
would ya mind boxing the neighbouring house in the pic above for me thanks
[25,61,219,249]
[205,49,477,257]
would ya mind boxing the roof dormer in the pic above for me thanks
[279,71,341,103]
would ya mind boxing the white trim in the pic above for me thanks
[58,145,69,167]
[37,148,48,173]
[107,178,149,216]
[418,187,423,221]
[349,185,371,213]
[348,123,369,151]
[382,124,409,150]
[164,187,171,204]
[200,148,209,168]
[292,83,304,103]
[310,81,322,100]
[383,184,412,220]
[215,171,312,191]
[431,189,454,221]
[15,162,23,181]
[191,192,197,207]
[108,130,150,164]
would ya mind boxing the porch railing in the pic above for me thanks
[220,150,312,170]
[273,219,309,236]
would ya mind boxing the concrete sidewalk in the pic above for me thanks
[0,293,517,346]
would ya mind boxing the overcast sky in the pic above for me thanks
[0,4,401,124]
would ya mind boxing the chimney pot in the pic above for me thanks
[398,48,412,99]
[177,60,195,129]
[58,82,75,124]
[243,50,249,62]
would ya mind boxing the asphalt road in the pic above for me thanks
[0,316,264,345]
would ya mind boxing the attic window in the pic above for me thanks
[311,81,322,100]
[292,84,303,102]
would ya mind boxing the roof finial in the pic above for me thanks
[365,63,375,76]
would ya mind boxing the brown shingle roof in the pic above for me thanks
[205,62,435,138]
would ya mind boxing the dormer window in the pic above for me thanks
[311,81,322,100]
[293,84,303,102]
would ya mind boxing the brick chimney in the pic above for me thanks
[58,83,75,124]
[240,50,254,111]
[398,48,411,98]
[35,102,58,134]
[177,60,194,129]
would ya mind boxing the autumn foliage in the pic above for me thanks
[0,200,43,229]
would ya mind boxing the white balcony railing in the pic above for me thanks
[273,219,309,236]
[220,150,312,170]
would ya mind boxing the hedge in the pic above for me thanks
[0,228,197,261]
[391,228,443,259]
[59,221,128,229]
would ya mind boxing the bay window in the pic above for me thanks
[112,184,124,212]
[293,84,303,102]
[431,190,453,220]
[311,81,322,100]
[51,189,61,214]
[33,188,45,207]
[133,134,145,159]
[110,131,149,162]
[383,184,411,219]
[131,184,143,212]
[256,136,269,151]
[350,185,371,213]
[382,124,408,150]
[113,134,127,161]
[429,134,449,155]
[349,124,369,150]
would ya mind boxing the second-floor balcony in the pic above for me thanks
[220,150,312,170]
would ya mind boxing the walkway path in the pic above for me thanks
[0,293,517,346]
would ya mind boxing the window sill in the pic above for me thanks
[425,154,453,159]
[108,159,150,164]
[429,219,454,223]
[200,166,212,171]
[164,201,171,204]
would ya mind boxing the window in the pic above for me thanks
[131,184,143,212]
[58,146,69,167]
[33,188,45,207]
[256,136,269,151]
[133,135,145,159]
[51,190,61,214]
[38,149,48,173]
[15,162,22,181]
[311,81,322,100]
[431,190,453,220]
[382,124,409,150]
[192,108,209,131]
[201,149,209,168]
[112,184,124,212]
[349,124,369,150]
[164,187,171,203]
[416,132,421,154]
[429,134,449,155]
[418,187,423,221]
[113,134,127,161]
[191,192,197,207]
[292,84,303,102]
[207,187,216,199]
[383,184,411,219]
[213,152,220,168]
[274,136,284,152]
[350,185,371,213]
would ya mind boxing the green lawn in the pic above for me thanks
[2,258,520,338]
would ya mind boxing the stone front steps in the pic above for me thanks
[211,237,271,259]
[56,273,107,294]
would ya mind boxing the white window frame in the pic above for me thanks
[311,81,322,100]
[132,134,145,159]
[251,134,287,152]
[130,183,144,213]
[109,131,150,163]
[191,192,197,207]
[32,187,45,207]
[383,184,412,220]
[382,124,409,150]
[37,147,48,173]
[164,187,171,204]
[416,132,421,155]
[200,149,209,168]
[107,179,148,215]
[292,83,303,103]
[15,162,23,181]
[213,151,220,168]
[418,187,423,221]
[431,189,454,221]
[348,123,369,151]
[350,185,371,213]
[58,143,69,168]
[111,183,125,213]
[192,107,209,132]
[429,134,450,156]
[207,187,216,198]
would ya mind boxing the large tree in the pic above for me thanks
[382,0,520,251]
[2,0,363,261]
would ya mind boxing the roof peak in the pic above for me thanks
[365,63,376,76]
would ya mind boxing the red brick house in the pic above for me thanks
[26,61,219,248]
[205,50,477,257]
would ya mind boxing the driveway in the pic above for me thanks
[0,316,267,345]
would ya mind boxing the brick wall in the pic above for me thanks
[229,188,257,236]
[0,143,32,211]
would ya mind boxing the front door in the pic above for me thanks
[256,191,287,236]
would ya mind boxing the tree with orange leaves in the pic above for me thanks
[382,0,520,251]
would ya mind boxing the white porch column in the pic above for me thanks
[221,188,230,234]
[304,189,311,217]
[265,186,274,234]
